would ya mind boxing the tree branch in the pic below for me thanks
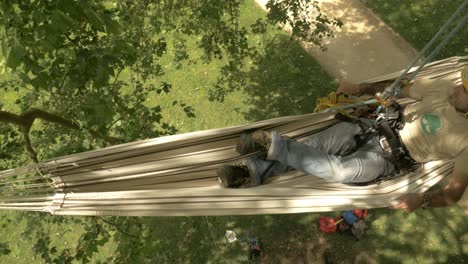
[22,108,80,130]
[0,108,123,163]
[22,108,122,144]
[21,128,39,163]
[0,111,24,126]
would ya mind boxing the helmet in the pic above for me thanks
[462,66,468,91]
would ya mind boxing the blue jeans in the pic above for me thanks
[245,121,395,184]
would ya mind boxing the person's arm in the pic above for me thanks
[392,157,468,211]
[425,172,467,207]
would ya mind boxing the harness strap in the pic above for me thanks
[335,106,421,186]
[376,121,405,159]
[334,112,376,150]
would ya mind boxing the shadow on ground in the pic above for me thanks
[240,34,337,121]
[108,205,466,264]
[107,33,466,264]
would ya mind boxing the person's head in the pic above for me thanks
[448,66,468,112]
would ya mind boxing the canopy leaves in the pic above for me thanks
[0,2,341,261]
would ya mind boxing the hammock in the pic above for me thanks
[0,56,466,216]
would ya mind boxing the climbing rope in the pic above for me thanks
[383,0,468,101]
[321,0,467,113]
[313,92,362,112]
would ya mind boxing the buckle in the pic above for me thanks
[379,136,392,153]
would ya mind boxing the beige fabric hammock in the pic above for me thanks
[0,56,466,216]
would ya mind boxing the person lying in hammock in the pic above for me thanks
[217,67,468,212]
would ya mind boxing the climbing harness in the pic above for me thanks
[334,105,419,185]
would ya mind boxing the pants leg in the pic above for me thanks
[303,121,363,156]
[245,153,290,184]
[242,122,361,183]
[266,130,395,183]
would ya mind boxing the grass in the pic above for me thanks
[140,2,337,134]
[360,0,467,59]
[1,0,467,263]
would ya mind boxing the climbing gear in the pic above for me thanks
[335,105,413,171]
[342,210,368,240]
[375,103,421,173]
[377,0,467,109]
[352,209,368,219]
[333,102,420,186]
[236,130,272,155]
[320,209,369,240]
[351,219,368,240]
[341,210,359,225]
[247,237,262,260]
[225,230,238,243]
[225,230,262,260]
[217,165,251,188]
[319,216,343,233]
[375,104,405,159]
[314,92,363,112]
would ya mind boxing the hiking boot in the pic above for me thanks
[236,130,272,155]
[217,163,265,188]
[217,165,250,188]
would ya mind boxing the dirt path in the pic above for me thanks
[255,0,419,83]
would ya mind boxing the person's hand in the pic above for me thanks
[391,193,424,212]
[336,81,360,96]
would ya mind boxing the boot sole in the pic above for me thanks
[216,166,231,188]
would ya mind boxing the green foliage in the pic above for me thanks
[0,0,343,262]
[0,243,11,256]
[208,0,342,101]
[0,126,25,170]
[266,0,343,49]
[0,0,341,168]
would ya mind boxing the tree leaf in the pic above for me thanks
[83,9,105,31]
[5,41,26,69]
[51,9,74,28]
[102,15,121,35]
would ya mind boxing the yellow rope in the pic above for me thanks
[313,92,362,112]
[315,92,468,117]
